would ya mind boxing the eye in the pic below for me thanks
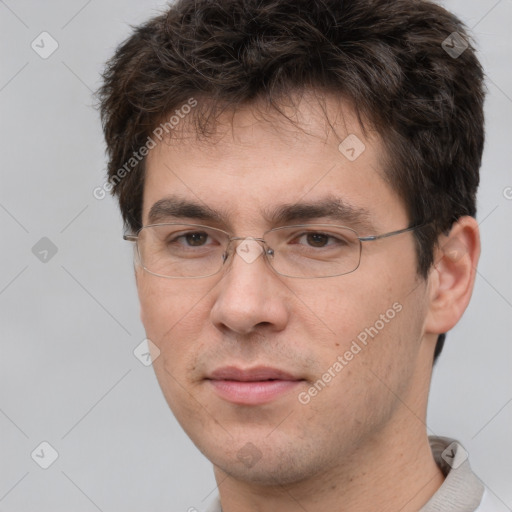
[303,232,330,248]
[179,231,210,247]
[148,225,225,256]
[294,231,348,248]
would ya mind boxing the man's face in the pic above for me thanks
[137,95,432,485]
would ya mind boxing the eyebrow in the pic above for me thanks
[147,195,375,232]
[265,197,375,232]
[148,197,227,225]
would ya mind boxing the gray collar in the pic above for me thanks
[420,436,484,511]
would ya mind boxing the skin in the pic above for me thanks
[135,93,480,511]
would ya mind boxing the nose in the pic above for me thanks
[210,238,289,336]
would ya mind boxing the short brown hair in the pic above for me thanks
[98,0,485,360]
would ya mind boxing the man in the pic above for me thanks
[98,0,505,510]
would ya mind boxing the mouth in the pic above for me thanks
[205,366,305,405]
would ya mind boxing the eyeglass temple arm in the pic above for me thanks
[123,234,138,242]
[358,223,426,242]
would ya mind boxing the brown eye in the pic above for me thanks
[306,233,330,247]
[184,232,209,246]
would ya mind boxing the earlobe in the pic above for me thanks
[424,216,481,335]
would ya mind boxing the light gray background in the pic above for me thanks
[0,1,511,511]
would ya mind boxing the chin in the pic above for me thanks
[197,432,327,487]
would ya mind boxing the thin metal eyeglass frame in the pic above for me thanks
[123,222,427,279]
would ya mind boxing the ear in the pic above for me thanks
[424,216,480,335]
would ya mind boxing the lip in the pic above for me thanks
[206,366,304,405]
[208,366,300,381]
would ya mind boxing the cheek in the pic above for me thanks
[137,279,212,414]
[299,307,421,442]
[136,278,214,380]
[295,272,425,397]
[151,356,211,442]
[292,274,402,344]
[137,274,210,334]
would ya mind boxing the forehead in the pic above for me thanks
[142,93,405,231]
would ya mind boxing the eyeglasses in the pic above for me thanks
[123,222,425,279]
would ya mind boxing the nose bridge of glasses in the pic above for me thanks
[226,236,274,266]
[226,236,270,251]
[228,235,265,243]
